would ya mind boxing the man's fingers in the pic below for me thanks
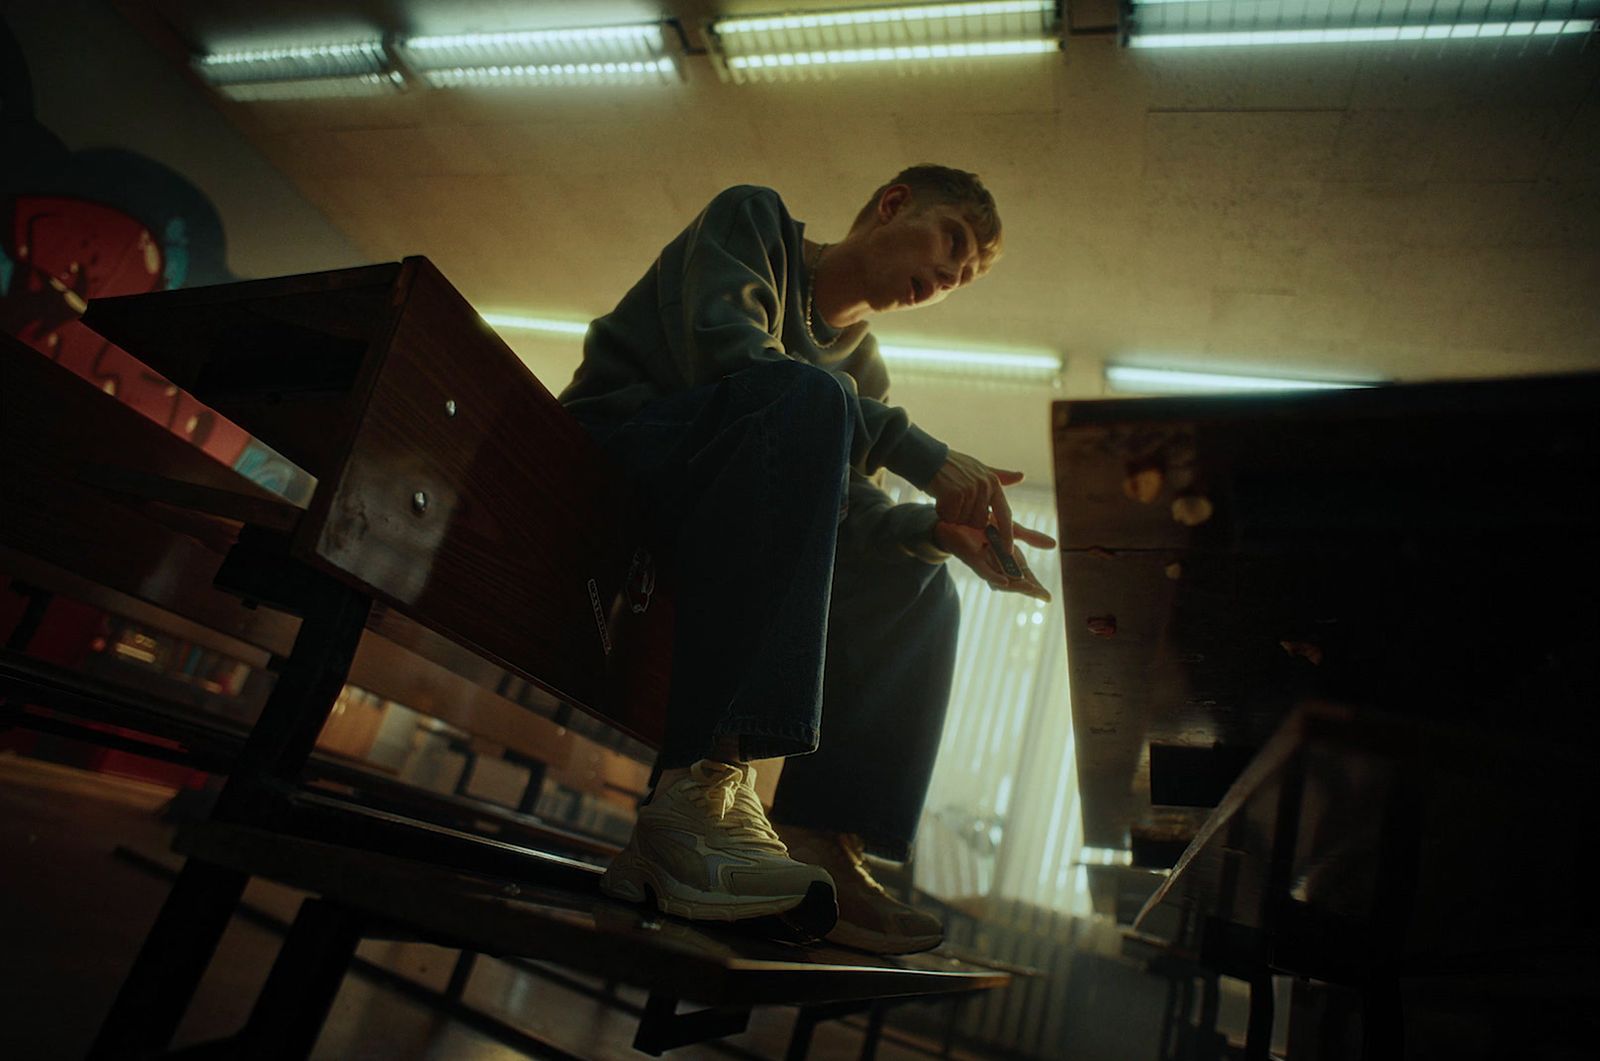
[1014,524,1057,550]
[993,468,1025,486]
[991,484,1015,550]
[963,484,987,528]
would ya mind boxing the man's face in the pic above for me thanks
[859,189,984,315]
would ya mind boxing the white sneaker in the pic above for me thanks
[601,760,837,930]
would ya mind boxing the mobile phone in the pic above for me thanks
[985,525,1023,578]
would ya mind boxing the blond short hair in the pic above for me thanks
[852,164,1003,274]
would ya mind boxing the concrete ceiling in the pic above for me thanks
[120,0,1600,482]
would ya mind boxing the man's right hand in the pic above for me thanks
[927,450,1024,551]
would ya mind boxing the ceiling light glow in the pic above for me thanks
[1106,365,1375,394]
[406,26,667,50]
[424,58,675,86]
[878,342,1062,381]
[400,21,673,87]
[1131,18,1596,48]
[716,1,1054,33]
[194,38,394,97]
[728,39,1057,68]
[213,71,406,101]
[713,0,1060,82]
[480,313,591,336]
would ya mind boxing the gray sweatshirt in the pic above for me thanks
[559,185,950,491]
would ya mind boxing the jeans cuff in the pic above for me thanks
[717,716,818,762]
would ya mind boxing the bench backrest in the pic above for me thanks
[81,258,670,746]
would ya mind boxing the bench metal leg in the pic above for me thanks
[785,1008,819,1061]
[87,858,249,1059]
[445,950,477,1001]
[89,542,371,1057]
[237,899,364,1058]
[787,999,886,1061]
[1245,972,1274,1061]
[160,899,364,1061]
[633,991,751,1056]
[860,1001,887,1061]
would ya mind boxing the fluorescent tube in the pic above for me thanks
[715,1,1055,33]
[423,59,675,87]
[1106,365,1373,393]
[878,342,1062,380]
[1131,18,1596,48]
[728,39,1057,69]
[480,313,591,336]
[401,22,674,85]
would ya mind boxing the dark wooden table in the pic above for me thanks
[1049,374,1600,1058]
[1050,374,1600,893]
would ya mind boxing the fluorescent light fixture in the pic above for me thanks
[1131,18,1596,48]
[195,39,403,100]
[480,312,591,337]
[878,342,1062,381]
[1106,365,1374,394]
[728,39,1056,69]
[424,58,675,86]
[196,40,388,79]
[716,0,1055,32]
[712,1,1059,81]
[213,71,405,101]
[401,23,675,86]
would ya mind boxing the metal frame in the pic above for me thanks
[88,533,373,1058]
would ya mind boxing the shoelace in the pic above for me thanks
[839,833,892,897]
[684,764,789,853]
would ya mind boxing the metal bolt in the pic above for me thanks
[412,491,428,514]
[444,399,457,417]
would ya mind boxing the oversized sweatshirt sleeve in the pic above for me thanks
[674,188,950,488]
[841,472,951,566]
[848,335,949,488]
[676,189,791,385]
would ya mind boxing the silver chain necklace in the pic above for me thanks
[804,243,842,351]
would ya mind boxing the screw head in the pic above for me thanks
[444,399,457,417]
[412,491,428,514]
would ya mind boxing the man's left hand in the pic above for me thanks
[933,521,1056,602]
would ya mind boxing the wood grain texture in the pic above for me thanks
[78,259,672,747]
[310,258,667,743]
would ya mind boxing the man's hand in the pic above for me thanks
[933,520,1057,602]
[927,451,1025,551]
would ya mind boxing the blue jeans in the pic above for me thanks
[576,361,959,859]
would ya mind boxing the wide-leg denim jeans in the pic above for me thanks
[576,360,959,859]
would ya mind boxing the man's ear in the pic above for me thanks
[876,183,912,223]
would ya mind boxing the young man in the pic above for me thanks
[559,165,1055,954]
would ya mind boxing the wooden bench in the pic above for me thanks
[2,259,1011,1057]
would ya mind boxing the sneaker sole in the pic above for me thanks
[826,921,943,955]
[600,849,838,932]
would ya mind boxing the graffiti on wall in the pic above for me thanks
[1,21,311,501]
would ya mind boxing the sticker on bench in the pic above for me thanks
[625,548,655,614]
[587,578,612,655]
